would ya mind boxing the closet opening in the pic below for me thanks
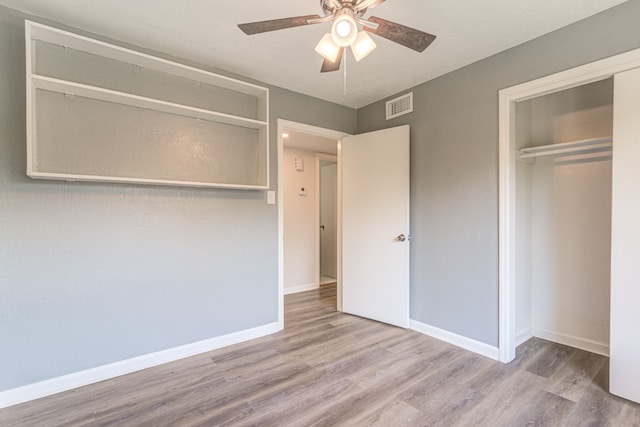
[499,47,640,403]
[514,78,613,357]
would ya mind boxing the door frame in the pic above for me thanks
[316,153,338,288]
[277,119,350,329]
[498,47,640,363]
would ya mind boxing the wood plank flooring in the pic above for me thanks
[2,283,640,426]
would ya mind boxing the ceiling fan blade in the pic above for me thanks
[321,48,344,73]
[238,15,322,35]
[364,16,436,52]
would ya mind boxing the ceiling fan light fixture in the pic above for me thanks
[351,31,376,61]
[237,0,437,74]
[315,33,341,62]
[331,9,358,47]
[335,20,352,38]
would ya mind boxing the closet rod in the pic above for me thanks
[519,137,612,160]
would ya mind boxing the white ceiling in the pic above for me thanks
[0,0,629,108]
[284,130,338,155]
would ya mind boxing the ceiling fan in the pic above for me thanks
[238,0,436,73]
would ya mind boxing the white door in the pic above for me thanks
[320,160,338,279]
[610,67,640,404]
[341,125,410,328]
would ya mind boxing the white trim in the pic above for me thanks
[284,283,319,295]
[27,171,268,191]
[533,328,610,357]
[336,139,343,313]
[277,120,350,328]
[498,90,517,363]
[277,124,285,330]
[315,155,321,294]
[25,20,34,177]
[0,322,279,409]
[409,319,500,361]
[516,328,533,347]
[498,46,640,363]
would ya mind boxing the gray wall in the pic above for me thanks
[0,6,356,391]
[357,0,640,346]
[4,0,640,393]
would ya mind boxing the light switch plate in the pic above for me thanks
[267,191,276,204]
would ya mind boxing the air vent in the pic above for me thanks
[386,92,413,120]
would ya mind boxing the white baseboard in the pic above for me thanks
[409,319,500,361]
[0,322,280,409]
[284,282,319,295]
[516,328,533,347]
[533,328,609,357]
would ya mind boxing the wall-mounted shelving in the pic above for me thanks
[26,21,269,190]
[518,137,612,161]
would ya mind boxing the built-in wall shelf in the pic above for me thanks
[26,21,269,190]
[519,137,612,161]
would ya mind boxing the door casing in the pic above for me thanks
[498,47,640,363]
[277,119,350,329]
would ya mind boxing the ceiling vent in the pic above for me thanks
[386,92,413,120]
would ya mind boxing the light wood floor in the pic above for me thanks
[2,284,640,426]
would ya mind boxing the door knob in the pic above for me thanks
[396,234,407,242]
[320,224,325,230]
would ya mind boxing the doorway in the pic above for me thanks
[513,79,613,357]
[277,119,350,329]
[498,47,640,364]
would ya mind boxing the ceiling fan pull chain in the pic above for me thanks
[343,51,347,96]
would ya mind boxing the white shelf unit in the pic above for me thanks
[25,21,269,190]
[519,137,612,161]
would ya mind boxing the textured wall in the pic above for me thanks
[4,0,640,394]
[357,0,640,346]
[0,7,356,391]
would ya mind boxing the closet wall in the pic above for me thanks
[515,78,614,355]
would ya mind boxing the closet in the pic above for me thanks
[503,57,640,404]
[514,78,614,356]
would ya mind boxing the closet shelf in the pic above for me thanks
[519,137,612,160]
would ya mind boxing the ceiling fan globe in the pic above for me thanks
[331,10,358,47]
[336,20,352,37]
